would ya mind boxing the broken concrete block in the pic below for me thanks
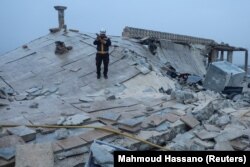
[194,129,220,140]
[90,142,113,166]
[180,115,200,128]
[15,143,54,167]
[204,61,245,92]
[215,114,230,127]
[193,138,215,149]
[192,101,214,121]
[7,126,36,142]
[170,120,186,133]
[230,139,248,150]
[107,95,116,101]
[15,94,27,101]
[0,147,15,160]
[171,90,196,104]
[136,64,150,74]
[55,128,69,140]
[203,124,221,132]
[63,113,90,125]
[214,141,234,151]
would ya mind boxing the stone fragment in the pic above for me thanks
[203,124,221,132]
[29,102,39,108]
[180,115,200,128]
[56,136,87,150]
[63,114,91,125]
[230,139,248,150]
[90,142,113,166]
[98,113,121,122]
[79,130,113,143]
[164,113,180,123]
[214,141,234,151]
[79,96,94,103]
[215,115,230,127]
[0,147,15,160]
[55,128,69,140]
[7,126,36,142]
[193,138,215,149]
[194,129,220,140]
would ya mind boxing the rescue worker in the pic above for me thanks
[93,28,111,79]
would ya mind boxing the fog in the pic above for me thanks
[0,0,249,65]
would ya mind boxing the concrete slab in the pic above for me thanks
[79,130,113,143]
[203,124,221,132]
[0,147,15,160]
[193,138,215,149]
[214,141,234,151]
[180,115,200,128]
[0,135,25,148]
[118,118,142,127]
[56,136,87,151]
[194,129,220,140]
[164,113,180,123]
[7,126,36,142]
[15,143,54,167]
[98,113,121,122]
[230,140,248,150]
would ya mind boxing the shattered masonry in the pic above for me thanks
[0,5,250,167]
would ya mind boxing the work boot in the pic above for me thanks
[97,74,101,79]
[104,75,108,79]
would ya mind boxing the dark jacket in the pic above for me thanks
[93,36,111,55]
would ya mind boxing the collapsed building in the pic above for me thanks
[0,6,250,167]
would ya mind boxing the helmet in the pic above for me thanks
[100,28,106,35]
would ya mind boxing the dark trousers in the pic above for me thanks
[96,54,109,76]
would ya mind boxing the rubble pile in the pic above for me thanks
[0,24,249,166]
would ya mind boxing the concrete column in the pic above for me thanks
[245,50,248,74]
[227,51,233,63]
[220,51,224,61]
[211,49,218,62]
[54,6,67,29]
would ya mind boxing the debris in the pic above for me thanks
[194,129,220,140]
[15,94,27,101]
[180,115,200,128]
[203,124,221,132]
[214,141,234,151]
[171,90,197,104]
[22,45,28,49]
[62,114,91,125]
[106,95,116,101]
[55,128,69,140]
[55,41,73,55]
[29,102,39,108]
[49,28,60,33]
[215,114,231,127]
[136,64,150,74]
[98,113,121,122]
[0,147,15,160]
[7,126,36,142]
[203,61,245,92]
[186,75,203,85]
[86,140,128,167]
[15,143,54,167]
[79,96,94,103]
[0,98,9,106]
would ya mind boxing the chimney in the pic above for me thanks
[54,6,67,29]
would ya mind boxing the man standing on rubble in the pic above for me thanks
[93,28,112,79]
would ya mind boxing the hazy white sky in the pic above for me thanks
[0,0,249,64]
